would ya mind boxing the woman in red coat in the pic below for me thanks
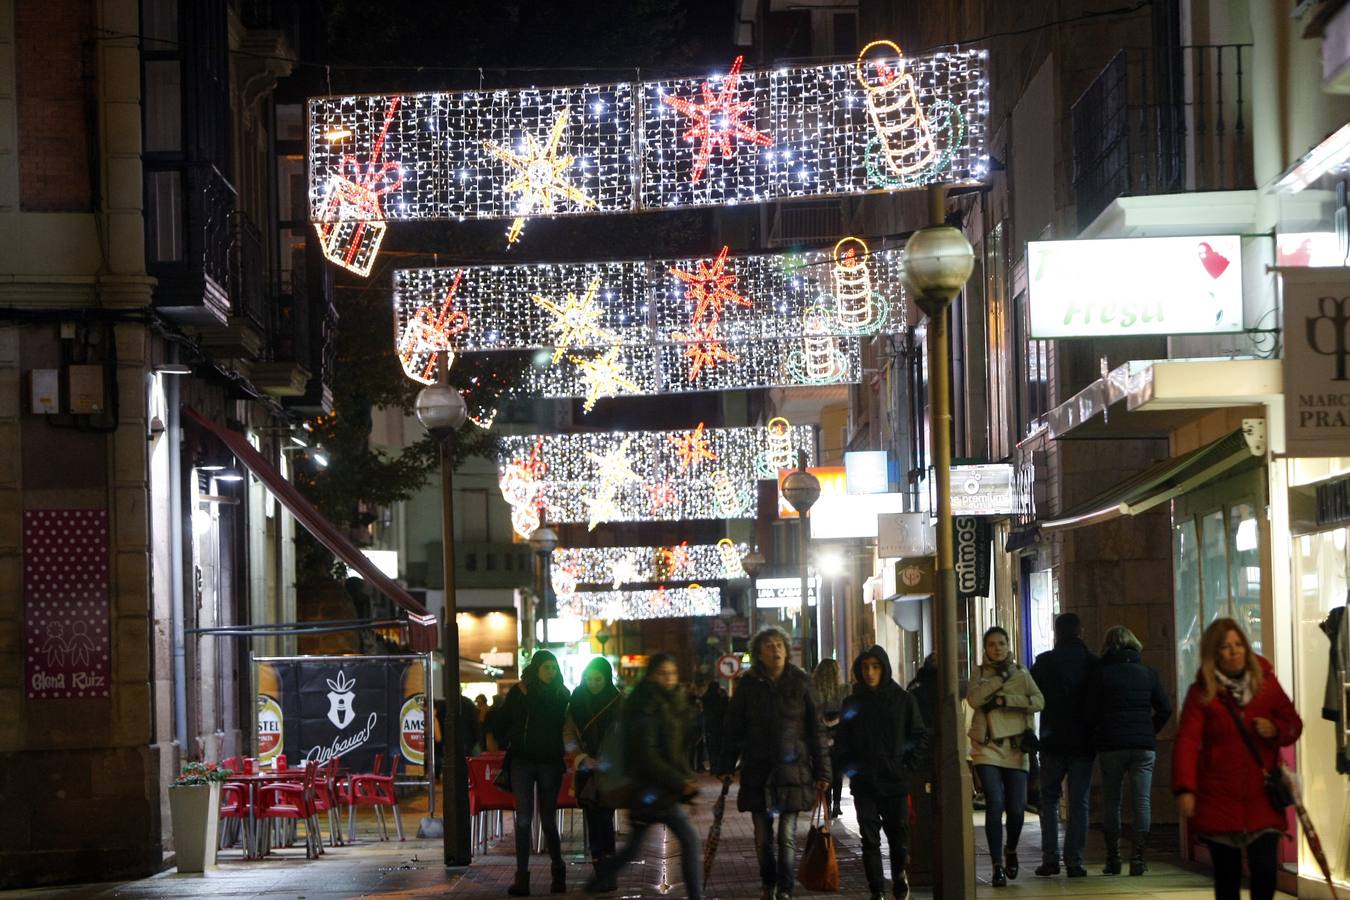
[1173,618,1302,900]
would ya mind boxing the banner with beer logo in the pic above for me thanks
[254,655,431,774]
[1282,268,1350,456]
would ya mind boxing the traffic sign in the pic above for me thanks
[716,654,741,679]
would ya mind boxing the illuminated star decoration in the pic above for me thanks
[534,276,613,364]
[663,55,772,182]
[644,479,678,511]
[668,422,717,472]
[672,321,739,380]
[670,246,750,324]
[483,106,597,246]
[582,437,641,530]
[570,346,640,412]
[610,555,641,590]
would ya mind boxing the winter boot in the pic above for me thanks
[1129,833,1149,876]
[991,865,1008,887]
[589,857,617,893]
[507,870,530,897]
[895,872,911,900]
[1004,850,1019,879]
[1034,860,1060,877]
[1102,831,1122,875]
[551,860,567,893]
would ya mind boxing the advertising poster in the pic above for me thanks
[1282,267,1350,456]
[954,516,992,599]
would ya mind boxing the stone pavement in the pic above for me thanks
[1,775,1245,899]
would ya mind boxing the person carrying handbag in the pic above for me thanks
[1174,618,1302,900]
[564,657,623,891]
[966,626,1045,887]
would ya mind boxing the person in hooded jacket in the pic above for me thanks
[1085,625,1172,876]
[586,654,703,900]
[715,626,831,900]
[564,657,623,890]
[1174,618,1301,900]
[966,626,1045,887]
[495,649,572,897]
[837,646,926,900]
[1028,613,1097,878]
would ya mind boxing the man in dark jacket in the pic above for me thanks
[716,627,831,900]
[1029,613,1097,878]
[701,677,728,776]
[838,646,926,900]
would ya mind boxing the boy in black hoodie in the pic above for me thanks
[838,646,927,900]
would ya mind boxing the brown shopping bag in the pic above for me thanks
[796,792,840,892]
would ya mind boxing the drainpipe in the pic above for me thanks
[167,348,188,750]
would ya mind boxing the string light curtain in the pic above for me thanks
[309,45,989,265]
[498,423,814,527]
[556,585,723,621]
[552,541,751,588]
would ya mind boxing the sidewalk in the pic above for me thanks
[2,775,1238,899]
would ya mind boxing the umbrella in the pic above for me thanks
[703,778,732,889]
[1285,765,1342,900]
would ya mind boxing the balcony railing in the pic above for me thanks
[1072,44,1254,230]
[228,210,265,330]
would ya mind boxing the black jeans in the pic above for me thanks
[975,764,1027,861]
[1206,833,1280,900]
[856,792,910,894]
[582,802,616,861]
[510,757,563,871]
[752,811,800,893]
[596,804,703,900]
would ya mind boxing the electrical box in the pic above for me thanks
[67,365,104,414]
[29,369,59,414]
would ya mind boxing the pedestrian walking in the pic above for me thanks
[1028,613,1097,878]
[966,626,1044,887]
[1086,625,1172,875]
[587,654,703,899]
[495,650,571,897]
[812,658,850,817]
[1174,618,1302,900]
[715,626,831,900]
[700,677,728,780]
[564,657,623,891]
[837,646,926,900]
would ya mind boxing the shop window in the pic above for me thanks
[1228,503,1263,651]
[1200,509,1231,622]
[1174,518,1202,690]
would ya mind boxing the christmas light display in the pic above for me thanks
[314,95,404,276]
[552,542,750,586]
[534,276,613,363]
[570,346,640,412]
[500,437,548,539]
[830,237,890,333]
[498,423,814,524]
[397,268,469,384]
[765,417,793,471]
[556,585,722,621]
[309,47,988,232]
[669,422,716,472]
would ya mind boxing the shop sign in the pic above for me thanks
[1027,235,1244,338]
[620,654,649,669]
[1283,267,1350,456]
[894,557,936,595]
[844,450,889,494]
[754,576,820,608]
[878,512,936,558]
[950,464,1018,516]
[809,492,906,539]
[954,516,991,599]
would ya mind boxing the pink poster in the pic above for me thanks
[24,509,111,699]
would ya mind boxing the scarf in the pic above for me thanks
[1216,668,1253,706]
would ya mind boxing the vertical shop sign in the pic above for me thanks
[953,516,991,599]
[23,509,112,698]
[1283,267,1350,456]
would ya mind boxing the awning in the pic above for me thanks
[1040,428,1260,533]
[184,407,439,652]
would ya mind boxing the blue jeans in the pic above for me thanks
[976,765,1027,862]
[597,804,703,900]
[752,811,800,893]
[510,758,563,870]
[1037,753,1094,867]
[1098,748,1155,836]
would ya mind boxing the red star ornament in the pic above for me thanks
[670,246,751,325]
[663,55,772,182]
[673,321,738,381]
[668,422,717,472]
[644,480,678,511]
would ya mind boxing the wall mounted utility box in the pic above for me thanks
[67,365,105,414]
[29,369,59,414]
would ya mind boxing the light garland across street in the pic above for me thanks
[498,423,813,527]
[552,540,751,588]
[556,585,723,621]
[310,45,989,269]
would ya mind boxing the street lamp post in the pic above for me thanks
[903,185,976,900]
[414,380,471,868]
[780,452,821,670]
[741,549,766,638]
[529,527,558,645]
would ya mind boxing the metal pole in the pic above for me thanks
[798,515,811,670]
[539,550,551,645]
[926,185,976,900]
[440,438,471,866]
[425,652,436,818]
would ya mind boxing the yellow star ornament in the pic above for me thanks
[483,106,598,246]
[570,347,639,413]
[535,276,614,364]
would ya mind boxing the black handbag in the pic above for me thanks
[1019,728,1040,753]
[1219,694,1292,811]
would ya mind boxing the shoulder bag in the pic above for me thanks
[1219,694,1293,811]
[796,789,840,892]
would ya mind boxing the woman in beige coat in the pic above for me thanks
[966,626,1045,887]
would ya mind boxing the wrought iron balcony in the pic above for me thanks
[1072,44,1254,230]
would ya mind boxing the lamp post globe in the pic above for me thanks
[414,383,467,440]
[781,469,821,515]
[740,550,766,578]
[529,527,559,646]
[529,526,558,556]
[902,225,976,317]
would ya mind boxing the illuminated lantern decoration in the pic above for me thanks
[786,305,849,384]
[511,504,541,540]
[717,538,745,578]
[856,40,968,189]
[712,472,740,518]
[766,417,793,470]
[832,237,875,329]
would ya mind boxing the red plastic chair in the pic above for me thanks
[466,753,515,852]
[346,754,403,843]
[256,761,324,858]
[309,758,343,847]
[217,780,252,852]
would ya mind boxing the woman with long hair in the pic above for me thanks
[812,658,850,817]
[1174,619,1301,900]
[495,649,572,897]
[564,656,623,890]
[966,626,1044,887]
[1088,625,1172,875]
